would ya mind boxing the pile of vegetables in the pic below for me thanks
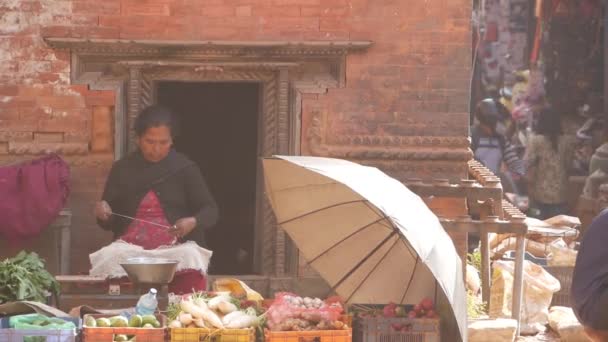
[167,292,263,330]
[84,314,162,328]
[266,293,347,332]
[0,251,59,304]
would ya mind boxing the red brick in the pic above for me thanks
[34,132,64,143]
[39,116,88,133]
[0,142,8,154]
[320,6,349,17]
[37,96,85,109]
[38,73,61,83]
[235,6,252,17]
[18,85,54,97]
[20,1,42,12]
[0,131,33,142]
[201,5,235,17]
[169,1,202,16]
[72,26,120,39]
[301,6,321,16]
[318,31,350,40]
[263,17,319,30]
[40,26,72,38]
[0,118,37,131]
[122,3,170,16]
[64,131,91,143]
[85,91,116,106]
[0,108,20,120]
[165,16,201,40]
[91,106,113,153]
[73,1,120,15]
[273,0,320,4]
[319,18,349,31]
[200,26,240,40]
[0,86,18,96]
[99,15,121,28]
[70,85,90,96]
[254,6,300,17]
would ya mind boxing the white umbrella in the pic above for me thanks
[262,156,467,341]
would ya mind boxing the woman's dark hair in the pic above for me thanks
[134,105,179,137]
[535,107,562,151]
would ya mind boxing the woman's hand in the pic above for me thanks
[170,217,197,238]
[95,201,112,221]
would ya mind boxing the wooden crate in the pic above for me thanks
[354,317,439,342]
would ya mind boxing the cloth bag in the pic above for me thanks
[0,154,70,241]
[490,260,561,334]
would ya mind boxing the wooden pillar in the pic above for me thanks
[604,2,608,133]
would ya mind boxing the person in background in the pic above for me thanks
[471,98,525,184]
[94,105,218,293]
[572,209,608,342]
[524,107,575,219]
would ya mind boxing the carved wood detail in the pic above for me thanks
[135,68,285,276]
[306,109,472,161]
[127,68,142,153]
[44,38,373,58]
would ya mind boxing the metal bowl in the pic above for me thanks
[120,257,179,284]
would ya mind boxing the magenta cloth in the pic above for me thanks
[121,191,177,249]
[0,154,70,241]
[119,190,206,294]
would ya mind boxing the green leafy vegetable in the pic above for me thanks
[0,251,60,304]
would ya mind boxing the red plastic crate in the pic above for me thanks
[82,314,166,342]
[265,329,352,342]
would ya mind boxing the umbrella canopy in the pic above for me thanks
[262,156,467,341]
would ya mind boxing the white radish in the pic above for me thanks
[193,318,207,328]
[207,295,230,310]
[200,308,224,328]
[217,301,238,314]
[181,300,207,319]
[169,320,182,328]
[193,297,209,309]
[179,312,193,326]
[225,314,259,329]
[222,311,247,326]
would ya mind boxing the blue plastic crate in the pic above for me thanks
[0,316,80,342]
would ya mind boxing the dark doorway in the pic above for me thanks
[157,81,260,275]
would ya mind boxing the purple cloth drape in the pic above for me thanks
[0,154,70,241]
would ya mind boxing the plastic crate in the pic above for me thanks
[354,317,439,342]
[0,316,80,342]
[170,327,254,342]
[544,265,574,306]
[265,328,352,342]
[82,314,166,342]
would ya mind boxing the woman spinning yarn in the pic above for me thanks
[93,105,218,293]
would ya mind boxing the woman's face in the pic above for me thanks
[137,125,172,162]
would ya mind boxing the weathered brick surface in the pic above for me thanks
[0,0,472,274]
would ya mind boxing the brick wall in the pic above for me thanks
[0,0,472,274]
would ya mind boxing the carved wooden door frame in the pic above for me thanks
[125,65,292,276]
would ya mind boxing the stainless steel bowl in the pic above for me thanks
[120,257,179,284]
